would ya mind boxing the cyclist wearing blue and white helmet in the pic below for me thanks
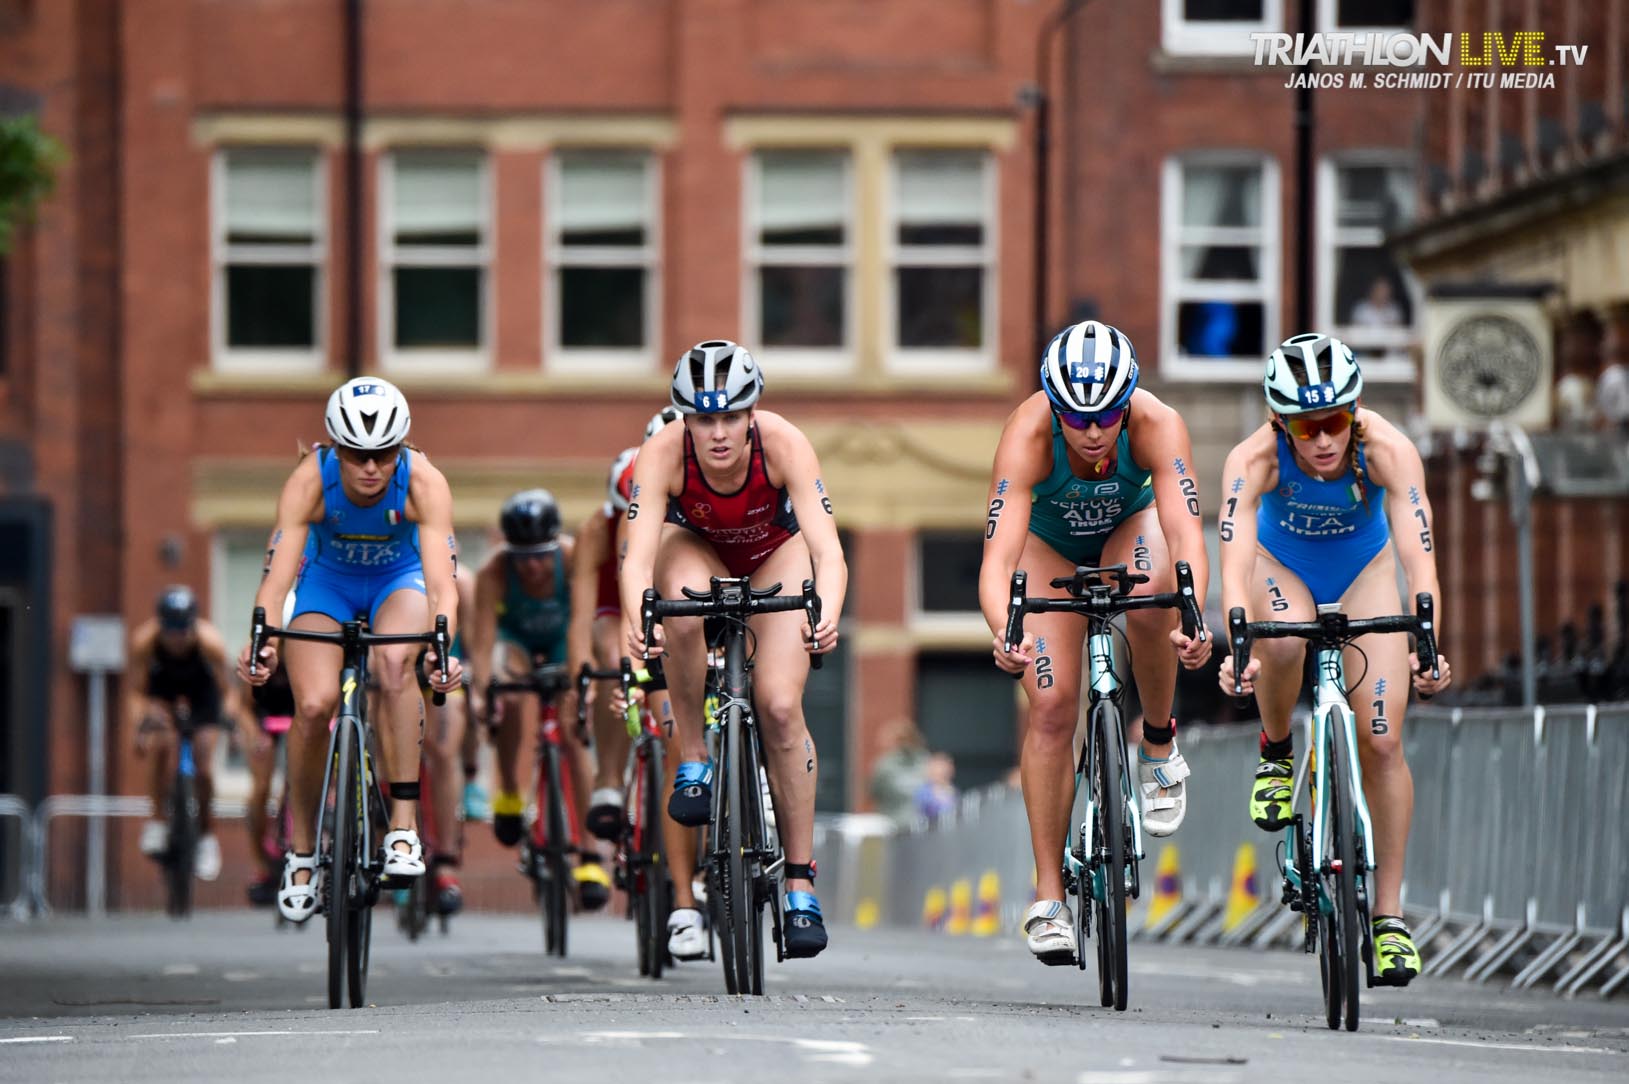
[1216,333,1452,986]
[979,319,1213,966]
[236,376,464,924]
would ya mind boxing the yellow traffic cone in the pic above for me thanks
[946,878,973,936]
[922,886,948,931]
[1222,843,1261,932]
[1143,845,1182,930]
[972,871,1002,937]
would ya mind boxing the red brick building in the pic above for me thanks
[13,0,1619,905]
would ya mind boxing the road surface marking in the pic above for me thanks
[1371,1036,1614,1056]
[0,1036,73,1045]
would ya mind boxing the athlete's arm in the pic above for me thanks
[408,453,464,691]
[126,621,158,740]
[978,399,1047,673]
[240,455,322,683]
[1366,414,1453,695]
[761,413,847,653]
[1215,428,1275,693]
[567,512,607,678]
[196,620,245,728]
[466,554,504,698]
[1134,394,1213,666]
[619,422,683,657]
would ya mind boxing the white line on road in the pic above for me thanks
[128,1030,381,1040]
[1082,1072,1243,1084]
[1370,1036,1616,1056]
[221,970,261,982]
[0,1036,74,1045]
[161,963,200,976]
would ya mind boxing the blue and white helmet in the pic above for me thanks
[1040,321,1139,413]
[1264,333,1362,415]
[325,377,411,450]
[670,340,763,415]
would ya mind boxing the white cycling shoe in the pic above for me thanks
[1138,744,1191,838]
[667,908,708,960]
[1023,899,1078,966]
[278,852,319,923]
[194,834,222,882]
[382,829,426,877]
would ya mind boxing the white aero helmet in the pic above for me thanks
[644,405,681,441]
[607,446,638,513]
[1264,333,1363,415]
[1039,320,1139,413]
[325,377,411,449]
[670,340,763,415]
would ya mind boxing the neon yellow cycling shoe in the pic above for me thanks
[1372,915,1422,986]
[573,858,612,912]
[492,790,525,847]
[1250,756,1294,831]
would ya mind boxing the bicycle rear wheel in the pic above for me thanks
[327,723,357,1010]
[165,770,197,920]
[541,745,570,958]
[1091,702,1128,1011]
[1328,716,1361,1031]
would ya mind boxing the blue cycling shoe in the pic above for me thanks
[668,761,713,827]
[783,890,828,959]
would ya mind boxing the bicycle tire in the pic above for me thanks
[717,705,750,994]
[632,745,653,977]
[1091,702,1128,1011]
[542,745,570,958]
[1328,713,1362,1032]
[346,730,376,1009]
[740,722,766,996]
[642,739,669,980]
[327,720,357,1010]
[166,769,197,920]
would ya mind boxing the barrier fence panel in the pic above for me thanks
[0,795,31,919]
[877,703,1628,999]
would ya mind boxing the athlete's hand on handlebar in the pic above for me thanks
[1170,626,1213,669]
[421,649,464,694]
[236,642,279,685]
[626,617,665,660]
[1409,651,1452,699]
[991,632,1035,676]
[805,614,840,656]
[1217,652,1261,696]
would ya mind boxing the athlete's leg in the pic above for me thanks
[138,704,177,847]
[586,613,632,836]
[422,689,465,862]
[489,639,536,846]
[282,615,344,862]
[371,587,435,860]
[1338,545,1413,918]
[1247,547,1318,742]
[653,526,729,810]
[244,719,277,876]
[192,726,220,835]
[1011,532,1090,904]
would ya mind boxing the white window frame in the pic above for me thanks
[1316,152,1418,381]
[378,148,493,374]
[1160,153,1280,381]
[1162,0,1283,57]
[544,148,661,374]
[210,147,326,373]
[743,149,856,375]
[1316,0,1414,36]
[885,149,998,375]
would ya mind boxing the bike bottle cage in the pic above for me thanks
[784,862,816,882]
[389,781,421,800]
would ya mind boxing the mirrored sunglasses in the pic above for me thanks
[1056,406,1126,431]
[1282,409,1355,442]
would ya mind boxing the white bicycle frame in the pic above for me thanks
[1064,626,1147,887]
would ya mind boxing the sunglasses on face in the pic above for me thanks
[1281,408,1355,442]
[1056,406,1127,431]
[337,444,401,467]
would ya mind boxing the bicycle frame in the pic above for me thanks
[1064,623,1146,894]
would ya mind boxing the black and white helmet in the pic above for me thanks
[1264,333,1362,415]
[644,405,681,440]
[1039,321,1139,413]
[670,340,763,415]
[325,377,411,450]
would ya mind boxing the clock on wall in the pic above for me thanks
[1435,313,1544,419]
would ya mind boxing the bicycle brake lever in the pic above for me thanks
[431,615,449,707]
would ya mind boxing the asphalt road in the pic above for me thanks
[1,911,1624,1083]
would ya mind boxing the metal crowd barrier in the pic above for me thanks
[0,794,32,919]
[849,705,1628,999]
[30,795,251,916]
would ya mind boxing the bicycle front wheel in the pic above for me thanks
[165,770,198,920]
[639,740,669,980]
[345,735,374,1008]
[716,708,752,995]
[540,745,570,958]
[739,723,767,996]
[1326,714,1362,1031]
[327,722,357,1010]
[1091,702,1128,1011]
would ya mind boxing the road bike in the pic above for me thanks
[1227,595,1438,1031]
[640,577,822,995]
[249,607,450,1008]
[1004,561,1203,1011]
